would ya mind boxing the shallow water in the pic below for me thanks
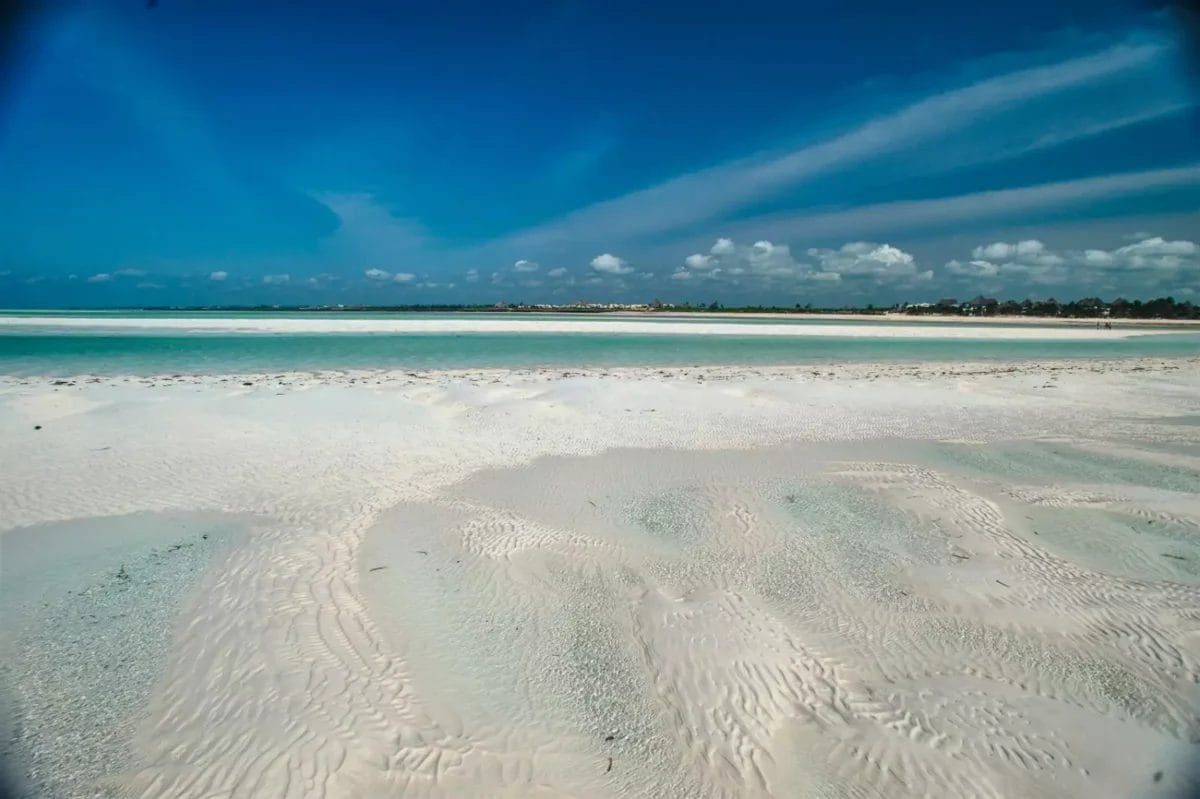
[926,440,1200,493]
[359,442,1200,798]
[1,314,1197,376]
[0,513,245,799]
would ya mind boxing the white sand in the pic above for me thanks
[0,314,1176,338]
[629,310,1200,328]
[1,357,1198,798]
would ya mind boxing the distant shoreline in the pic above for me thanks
[619,311,1200,328]
[3,306,1197,327]
[0,314,1183,339]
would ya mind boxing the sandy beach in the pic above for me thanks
[0,314,1182,338]
[627,311,1200,328]
[2,357,1199,798]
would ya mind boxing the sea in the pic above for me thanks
[1,311,1197,376]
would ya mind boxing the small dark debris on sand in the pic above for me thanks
[33,424,42,430]
[1161,553,1187,561]
[605,756,613,773]
[369,566,388,572]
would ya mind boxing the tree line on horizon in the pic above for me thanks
[896,295,1199,319]
[139,295,1199,319]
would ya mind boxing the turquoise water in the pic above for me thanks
[0,314,1196,375]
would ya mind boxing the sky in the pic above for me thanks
[1,0,1198,307]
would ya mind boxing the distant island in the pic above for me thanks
[134,295,1200,319]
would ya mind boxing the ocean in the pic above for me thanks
[0,311,1197,376]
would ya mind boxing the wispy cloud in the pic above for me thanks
[314,192,427,267]
[991,101,1193,162]
[710,164,1200,244]
[497,37,1173,250]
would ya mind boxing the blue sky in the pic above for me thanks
[1,0,1198,307]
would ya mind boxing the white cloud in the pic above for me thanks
[674,237,889,288]
[1115,235,1197,259]
[114,268,147,277]
[947,240,1069,285]
[945,259,1000,277]
[710,237,736,256]
[87,273,113,283]
[1083,249,1116,266]
[749,240,799,277]
[209,270,228,281]
[807,242,920,281]
[972,239,1044,260]
[947,235,1200,289]
[677,237,847,285]
[590,253,633,274]
[137,281,165,289]
[464,269,480,283]
[262,274,290,285]
[346,269,413,284]
[546,267,568,278]
[513,259,539,272]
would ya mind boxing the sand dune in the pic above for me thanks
[1,358,1198,797]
